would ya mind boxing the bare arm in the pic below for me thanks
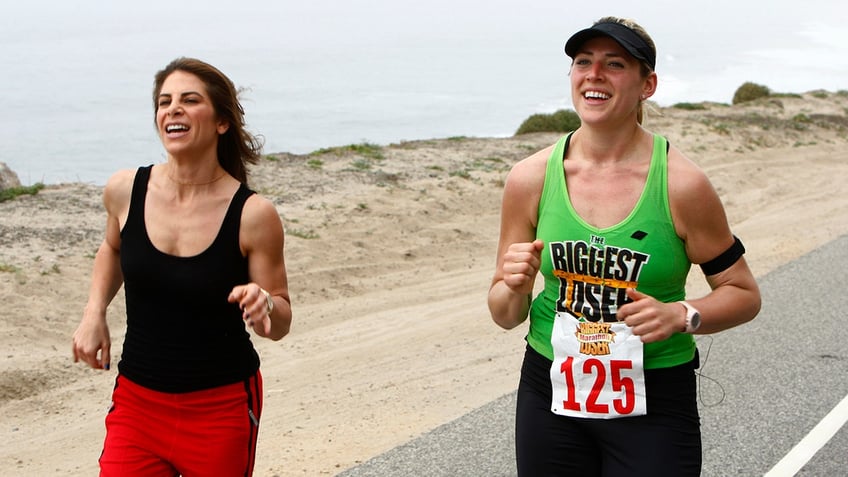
[618,148,761,342]
[72,170,133,369]
[671,149,761,334]
[487,147,551,329]
[228,194,292,341]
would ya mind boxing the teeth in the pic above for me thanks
[584,91,610,100]
[166,124,189,132]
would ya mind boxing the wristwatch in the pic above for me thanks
[680,301,701,333]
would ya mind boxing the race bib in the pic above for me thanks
[550,312,646,419]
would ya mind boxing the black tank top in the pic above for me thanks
[118,165,260,393]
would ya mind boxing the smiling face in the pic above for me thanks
[155,70,229,159]
[570,36,656,127]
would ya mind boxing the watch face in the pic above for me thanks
[683,302,701,332]
[688,310,701,331]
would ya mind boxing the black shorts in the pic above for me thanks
[516,344,701,477]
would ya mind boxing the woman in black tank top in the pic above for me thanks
[72,58,292,477]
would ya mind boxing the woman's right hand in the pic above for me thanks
[501,239,544,296]
[71,170,129,371]
[72,311,111,370]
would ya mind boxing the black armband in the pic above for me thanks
[699,235,745,275]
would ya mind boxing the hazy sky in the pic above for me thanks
[5,0,847,106]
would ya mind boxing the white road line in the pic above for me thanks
[764,393,848,477]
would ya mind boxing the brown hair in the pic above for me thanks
[153,58,263,183]
[594,17,656,124]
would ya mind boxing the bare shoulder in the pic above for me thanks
[242,193,284,236]
[504,143,555,196]
[667,145,734,260]
[243,193,280,219]
[103,168,136,194]
[102,168,137,215]
[496,143,556,231]
[666,145,716,203]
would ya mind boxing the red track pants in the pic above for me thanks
[99,372,263,477]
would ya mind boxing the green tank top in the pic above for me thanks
[528,133,695,369]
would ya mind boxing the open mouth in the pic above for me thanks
[165,123,190,133]
[584,90,611,100]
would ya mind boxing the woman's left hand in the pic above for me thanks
[228,283,273,336]
[616,288,684,343]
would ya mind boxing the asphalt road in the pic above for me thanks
[338,233,848,477]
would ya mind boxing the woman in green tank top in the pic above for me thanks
[487,16,761,477]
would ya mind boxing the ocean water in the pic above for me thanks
[2,0,847,185]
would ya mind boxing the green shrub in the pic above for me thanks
[287,227,319,239]
[0,263,20,273]
[672,102,707,111]
[350,159,372,171]
[312,142,384,161]
[0,183,45,203]
[515,109,581,135]
[732,82,771,105]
